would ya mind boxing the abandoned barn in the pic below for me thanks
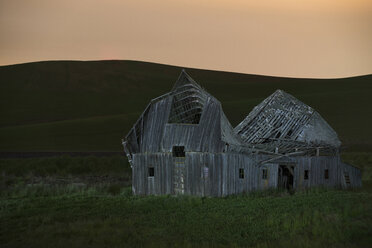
[123,71,362,196]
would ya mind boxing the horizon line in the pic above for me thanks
[1,59,371,80]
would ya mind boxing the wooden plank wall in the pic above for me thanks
[255,155,344,189]
[132,153,362,196]
[133,152,221,196]
[132,153,173,195]
[293,156,342,189]
[341,162,362,188]
[141,97,172,152]
[133,152,279,196]
[138,96,225,154]
[259,155,362,189]
[221,154,277,196]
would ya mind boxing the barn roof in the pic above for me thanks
[234,89,341,153]
[170,70,248,147]
[124,71,341,162]
[124,70,254,157]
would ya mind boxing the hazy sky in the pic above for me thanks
[1,0,371,78]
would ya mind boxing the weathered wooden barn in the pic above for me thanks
[123,71,362,196]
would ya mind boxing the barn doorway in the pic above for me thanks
[278,165,294,190]
[173,146,186,194]
[173,157,185,194]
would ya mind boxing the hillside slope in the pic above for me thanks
[0,60,371,151]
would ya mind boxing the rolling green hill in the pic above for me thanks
[0,60,371,151]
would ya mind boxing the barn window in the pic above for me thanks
[148,167,154,177]
[344,172,350,185]
[324,169,329,179]
[173,146,185,157]
[304,170,309,180]
[239,168,244,179]
[262,168,268,179]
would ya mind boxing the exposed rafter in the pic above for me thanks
[235,89,341,155]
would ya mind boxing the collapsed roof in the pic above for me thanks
[170,70,248,148]
[123,70,252,163]
[124,71,341,162]
[234,89,341,156]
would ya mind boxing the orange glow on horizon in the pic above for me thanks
[0,0,371,78]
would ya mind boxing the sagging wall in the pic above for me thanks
[257,155,361,189]
[221,155,360,193]
[132,153,362,196]
[132,152,277,196]
[291,156,342,189]
[342,162,362,188]
[221,153,277,196]
[222,155,362,193]
[291,156,363,189]
[131,95,225,154]
[132,152,224,196]
[161,98,223,153]
[132,153,173,195]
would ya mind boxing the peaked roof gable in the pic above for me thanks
[124,70,251,155]
[235,89,341,148]
[171,70,203,92]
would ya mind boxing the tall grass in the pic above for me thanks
[1,153,371,247]
[0,156,132,195]
[0,155,130,177]
[1,185,371,248]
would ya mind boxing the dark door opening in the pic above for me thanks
[278,165,294,190]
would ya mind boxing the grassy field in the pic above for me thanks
[1,60,371,247]
[0,60,371,151]
[1,186,371,248]
[1,153,372,247]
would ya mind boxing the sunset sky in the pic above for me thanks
[0,0,371,78]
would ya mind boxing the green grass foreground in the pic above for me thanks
[1,186,371,248]
[1,153,372,247]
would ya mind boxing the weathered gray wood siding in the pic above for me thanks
[133,152,281,196]
[292,156,342,188]
[186,153,223,196]
[132,153,361,196]
[341,162,362,188]
[161,98,223,153]
[132,153,173,195]
[221,154,277,196]
[256,155,361,190]
[136,96,225,154]
[133,152,224,196]
[141,97,172,153]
